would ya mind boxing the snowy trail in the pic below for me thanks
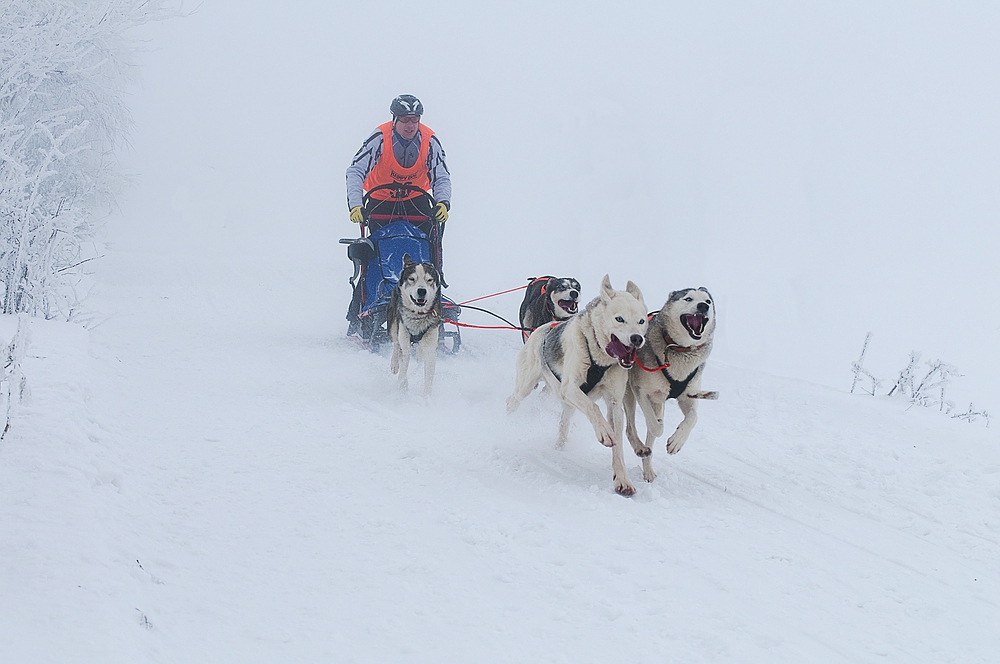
[2,226,997,662]
[4,1,1000,660]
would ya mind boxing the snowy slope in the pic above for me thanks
[1,231,998,662]
[4,1,1000,661]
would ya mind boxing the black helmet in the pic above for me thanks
[390,94,423,118]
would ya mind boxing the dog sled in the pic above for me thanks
[341,183,462,353]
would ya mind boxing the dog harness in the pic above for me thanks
[409,327,433,344]
[406,308,440,344]
[663,366,701,400]
[542,324,613,395]
[580,360,612,395]
[363,121,434,201]
[632,323,707,398]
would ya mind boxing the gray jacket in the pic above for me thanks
[346,127,451,210]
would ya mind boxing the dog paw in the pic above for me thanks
[666,434,687,455]
[633,444,652,458]
[505,396,520,413]
[596,424,616,448]
[614,476,636,497]
[642,467,657,483]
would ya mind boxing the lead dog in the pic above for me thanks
[387,254,442,396]
[507,275,649,496]
[624,287,716,482]
[518,276,582,342]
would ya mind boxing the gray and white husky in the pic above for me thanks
[507,275,649,496]
[625,287,717,482]
[387,254,442,396]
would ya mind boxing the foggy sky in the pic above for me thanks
[115,1,1000,411]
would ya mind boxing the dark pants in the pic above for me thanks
[346,197,447,328]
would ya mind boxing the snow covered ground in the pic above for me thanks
[4,1,1000,661]
[1,223,998,661]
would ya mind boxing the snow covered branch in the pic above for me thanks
[850,331,882,396]
[952,403,990,427]
[1,0,181,320]
[850,333,986,426]
[1,314,30,438]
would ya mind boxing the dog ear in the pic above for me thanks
[625,280,643,303]
[402,254,414,268]
[600,274,614,302]
[668,289,686,303]
[698,286,713,300]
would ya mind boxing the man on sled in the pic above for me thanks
[344,95,454,340]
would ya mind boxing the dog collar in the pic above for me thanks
[663,331,706,353]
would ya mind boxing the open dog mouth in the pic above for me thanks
[605,334,637,369]
[557,299,578,315]
[410,295,428,308]
[681,313,708,340]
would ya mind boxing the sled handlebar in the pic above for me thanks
[360,184,436,227]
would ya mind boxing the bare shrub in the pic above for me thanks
[850,333,988,427]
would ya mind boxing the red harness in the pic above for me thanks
[634,328,707,373]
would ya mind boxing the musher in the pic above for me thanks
[345,94,451,236]
[345,94,452,332]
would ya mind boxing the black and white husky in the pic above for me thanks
[387,254,442,396]
[518,276,582,342]
[507,275,649,496]
[625,287,717,482]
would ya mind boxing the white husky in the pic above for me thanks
[625,287,717,482]
[387,254,442,396]
[506,275,649,496]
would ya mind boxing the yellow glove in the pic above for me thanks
[349,206,364,224]
[433,202,449,223]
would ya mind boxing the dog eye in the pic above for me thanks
[638,319,645,325]
[615,316,624,323]
[684,297,693,302]
[706,299,712,304]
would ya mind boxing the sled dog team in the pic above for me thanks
[388,256,717,497]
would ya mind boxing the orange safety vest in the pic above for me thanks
[363,121,434,201]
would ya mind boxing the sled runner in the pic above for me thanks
[341,184,461,353]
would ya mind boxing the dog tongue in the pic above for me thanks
[685,313,706,336]
[605,335,636,367]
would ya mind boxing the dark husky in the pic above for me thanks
[387,254,442,396]
[518,276,582,342]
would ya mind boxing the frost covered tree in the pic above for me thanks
[0,0,177,319]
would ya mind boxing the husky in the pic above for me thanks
[518,276,582,342]
[506,275,649,496]
[387,254,442,396]
[625,287,717,482]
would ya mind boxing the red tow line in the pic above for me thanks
[446,281,536,331]
[448,321,526,331]
[634,357,669,372]
[447,279,562,332]
[457,284,529,306]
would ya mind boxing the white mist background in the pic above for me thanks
[115,0,1000,409]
